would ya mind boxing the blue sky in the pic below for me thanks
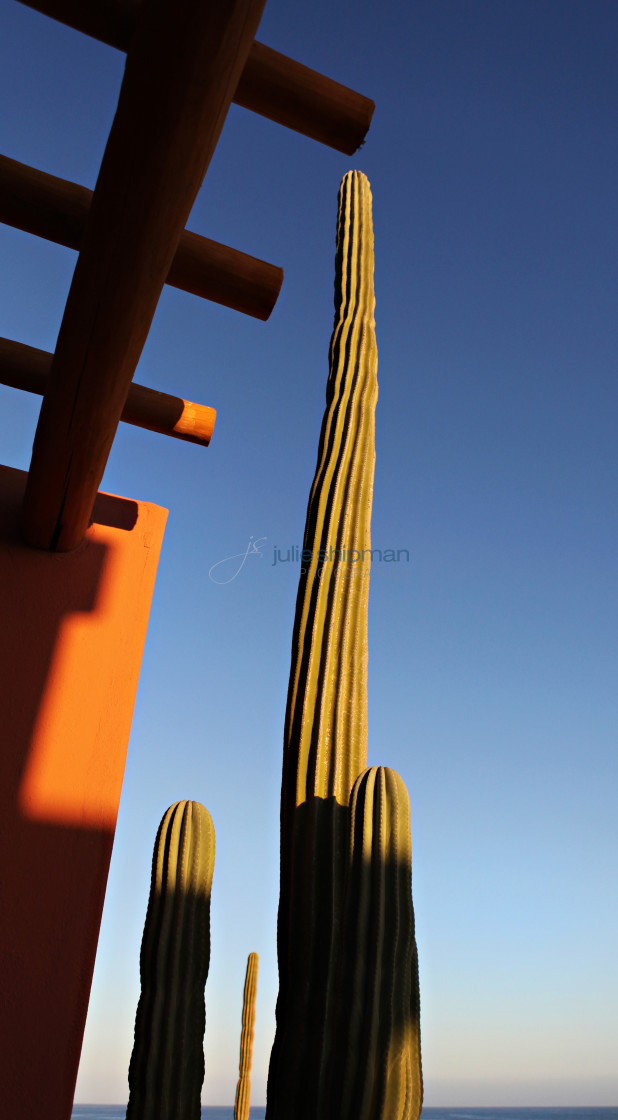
[1,0,617,1107]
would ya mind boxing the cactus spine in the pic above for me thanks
[127,800,215,1120]
[234,952,259,1120]
[266,170,379,1119]
[328,767,422,1120]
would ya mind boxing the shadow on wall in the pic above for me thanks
[0,464,163,1120]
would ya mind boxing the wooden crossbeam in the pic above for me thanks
[0,337,216,446]
[22,0,267,552]
[236,42,374,155]
[19,0,374,155]
[0,154,283,321]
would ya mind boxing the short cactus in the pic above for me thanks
[267,169,378,1118]
[327,767,422,1120]
[234,952,259,1120]
[127,800,215,1120]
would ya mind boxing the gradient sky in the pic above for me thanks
[1,0,617,1107]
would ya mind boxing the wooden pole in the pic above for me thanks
[22,0,266,552]
[18,0,374,154]
[0,154,282,320]
[236,42,374,156]
[0,337,216,446]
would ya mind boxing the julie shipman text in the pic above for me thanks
[272,546,410,566]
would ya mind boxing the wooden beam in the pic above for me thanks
[0,337,216,446]
[0,154,282,320]
[22,0,266,552]
[18,0,374,154]
[20,0,141,48]
[236,42,374,156]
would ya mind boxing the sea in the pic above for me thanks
[71,1109,618,1120]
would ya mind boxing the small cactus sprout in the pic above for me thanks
[267,169,378,1119]
[329,767,422,1120]
[127,800,215,1120]
[234,952,259,1120]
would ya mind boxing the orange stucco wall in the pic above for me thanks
[0,465,167,1120]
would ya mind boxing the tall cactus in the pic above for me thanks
[234,952,259,1120]
[326,767,422,1120]
[266,169,379,1119]
[127,800,215,1120]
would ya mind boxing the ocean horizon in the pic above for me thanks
[72,1107,618,1120]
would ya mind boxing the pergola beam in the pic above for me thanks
[236,42,374,155]
[0,337,216,446]
[19,0,374,155]
[22,0,267,552]
[0,155,282,321]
